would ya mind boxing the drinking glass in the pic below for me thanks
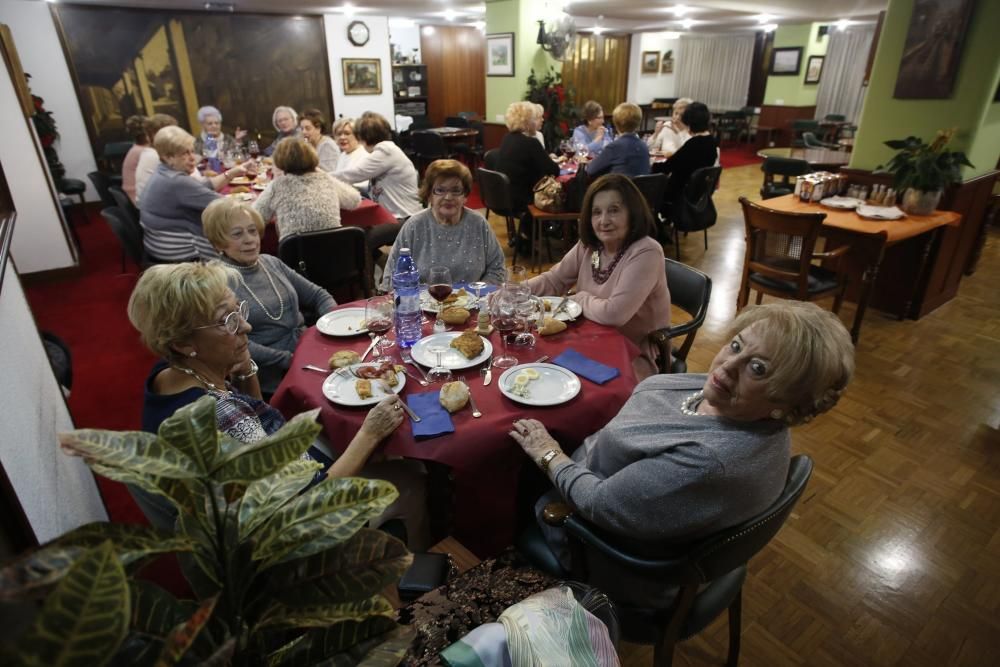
[365,295,395,363]
[248,140,261,160]
[467,281,488,310]
[427,345,453,383]
[507,265,527,284]
[427,266,453,330]
[489,286,519,369]
[512,294,543,348]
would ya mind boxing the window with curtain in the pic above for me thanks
[674,34,755,111]
[815,27,876,123]
[561,34,630,116]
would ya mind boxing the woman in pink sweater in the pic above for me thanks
[525,174,671,379]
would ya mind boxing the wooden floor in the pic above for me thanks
[479,163,1000,666]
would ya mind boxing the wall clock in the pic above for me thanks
[348,20,370,47]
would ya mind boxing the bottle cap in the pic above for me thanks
[400,247,411,254]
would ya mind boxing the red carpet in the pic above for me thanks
[719,144,764,169]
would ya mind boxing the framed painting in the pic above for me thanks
[770,47,802,75]
[661,57,674,74]
[894,0,976,99]
[487,33,514,76]
[342,58,381,95]
[641,51,660,73]
[804,55,824,84]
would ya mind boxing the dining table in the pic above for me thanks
[756,147,853,170]
[755,195,962,342]
[270,300,641,557]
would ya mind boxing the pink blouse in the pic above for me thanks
[525,236,671,379]
[121,143,145,204]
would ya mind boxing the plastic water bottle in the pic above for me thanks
[392,248,422,348]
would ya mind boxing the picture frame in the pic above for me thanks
[487,32,515,76]
[770,47,803,75]
[661,57,674,74]
[894,0,976,99]
[342,58,382,95]
[804,55,824,84]
[642,51,660,74]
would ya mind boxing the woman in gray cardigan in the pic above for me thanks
[511,301,855,606]
[203,198,336,394]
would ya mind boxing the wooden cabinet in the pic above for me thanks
[393,64,428,123]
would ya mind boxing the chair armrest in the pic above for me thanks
[542,502,574,526]
[812,245,850,260]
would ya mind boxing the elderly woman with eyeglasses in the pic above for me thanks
[380,159,506,292]
[263,105,301,157]
[193,105,246,166]
[126,261,420,537]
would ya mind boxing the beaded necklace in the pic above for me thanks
[224,255,285,321]
[590,245,628,285]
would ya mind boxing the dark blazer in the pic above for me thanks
[653,134,718,202]
[496,131,560,213]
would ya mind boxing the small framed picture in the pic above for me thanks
[642,51,660,73]
[487,32,515,77]
[661,58,674,74]
[770,47,803,75]
[804,55,824,84]
[342,58,381,95]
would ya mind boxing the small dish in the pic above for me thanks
[316,307,369,336]
[498,363,581,407]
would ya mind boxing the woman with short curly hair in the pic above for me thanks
[585,102,650,178]
[496,100,560,221]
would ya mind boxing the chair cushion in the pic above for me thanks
[60,178,87,195]
[749,265,840,295]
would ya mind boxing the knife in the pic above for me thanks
[553,295,572,316]
[360,336,380,362]
[482,356,494,386]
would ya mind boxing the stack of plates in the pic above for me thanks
[856,204,905,220]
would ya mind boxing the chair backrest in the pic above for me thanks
[802,131,836,149]
[444,116,470,128]
[469,120,485,148]
[790,120,820,147]
[108,185,139,225]
[99,206,144,267]
[630,173,668,220]
[476,167,515,215]
[483,148,500,170]
[410,131,448,159]
[673,166,721,233]
[823,113,846,122]
[88,171,115,208]
[278,227,371,303]
[739,196,827,300]
[664,258,711,340]
[760,157,810,199]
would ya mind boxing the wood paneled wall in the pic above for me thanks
[420,26,485,127]
[561,34,630,113]
[758,104,816,145]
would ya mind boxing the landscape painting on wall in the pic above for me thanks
[893,0,976,99]
[53,5,331,157]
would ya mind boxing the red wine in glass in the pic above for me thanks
[428,283,453,304]
[367,318,392,336]
[494,316,519,345]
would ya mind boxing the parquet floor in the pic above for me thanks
[479,163,1000,666]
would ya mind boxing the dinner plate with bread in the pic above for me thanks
[410,331,492,370]
[538,296,582,322]
[321,358,406,406]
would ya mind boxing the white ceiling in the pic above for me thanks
[33,0,885,32]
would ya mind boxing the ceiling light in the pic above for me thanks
[680,19,694,30]
[592,14,605,35]
[443,9,457,22]
[422,26,436,36]
[341,3,355,18]
[761,23,778,33]
[671,5,690,17]
[836,19,852,31]
[473,20,486,32]
[756,14,774,24]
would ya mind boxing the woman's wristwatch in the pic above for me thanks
[538,449,560,472]
[235,359,258,381]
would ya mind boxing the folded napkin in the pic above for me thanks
[552,349,620,385]
[408,391,455,439]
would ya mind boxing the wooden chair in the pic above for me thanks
[760,157,811,200]
[278,227,372,303]
[649,259,712,374]
[736,197,850,314]
[526,205,579,272]
[518,455,814,667]
[790,119,820,148]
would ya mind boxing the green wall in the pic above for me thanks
[485,0,561,122]
[763,23,828,107]
[850,0,1000,177]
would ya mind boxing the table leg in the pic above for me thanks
[901,229,939,320]
[851,262,879,344]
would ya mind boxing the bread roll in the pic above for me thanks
[329,350,362,368]
[439,381,470,413]
[539,317,567,336]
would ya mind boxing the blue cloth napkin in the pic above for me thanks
[408,390,455,439]
[553,348,620,385]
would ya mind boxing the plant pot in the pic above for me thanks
[901,188,942,216]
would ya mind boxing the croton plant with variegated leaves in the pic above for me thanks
[0,396,414,666]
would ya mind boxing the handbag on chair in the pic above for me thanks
[533,176,565,213]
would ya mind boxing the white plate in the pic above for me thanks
[856,204,905,220]
[227,192,254,202]
[251,183,266,191]
[820,196,864,210]
[409,332,493,370]
[316,307,368,337]
[539,296,583,322]
[229,177,252,185]
[420,289,474,313]
[498,363,581,407]
[322,364,406,406]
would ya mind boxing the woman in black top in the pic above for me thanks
[496,100,559,214]
[652,102,718,206]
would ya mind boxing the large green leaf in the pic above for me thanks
[265,617,397,667]
[211,410,322,484]
[176,512,222,591]
[154,395,220,475]
[252,478,398,566]
[88,462,196,521]
[129,581,195,638]
[14,541,129,667]
[256,595,394,631]
[59,429,201,480]
[0,523,192,600]
[152,594,218,666]
[239,459,324,541]
[355,626,416,667]
[270,529,412,606]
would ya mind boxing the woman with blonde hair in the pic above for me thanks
[203,197,336,393]
[585,102,650,178]
[496,100,560,216]
[332,117,369,191]
[646,97,693,155]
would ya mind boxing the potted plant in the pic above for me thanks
[0,397,414,666]
[876,128,973,215]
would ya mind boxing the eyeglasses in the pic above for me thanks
[193,300,249,335]
[432,187,466,198]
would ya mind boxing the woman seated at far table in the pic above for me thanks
[253,137,361,241]
[585,103,650,178]
[511,301,855,606]
[651,102,718,207]
[263,105,301,157]
[524,174,670,380]
[332,117,369,192]
[646,97,692,156]
[193,105,246,167]
[380,159,507,291]
[203,197,336,394]
[126,262,428,547]
[300,108,340,173]
[571,100,613,157]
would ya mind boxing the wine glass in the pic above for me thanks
[427,266,453,331]
[365,295,394,364]
[467,281,487,310]
[490,286,519,369]
[507,265,527,285]
[427,345,453,383]
[248,140,261,160]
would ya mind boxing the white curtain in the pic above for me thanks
[675,34,755,110]
[815,27,876,122]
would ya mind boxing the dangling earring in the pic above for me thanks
[189,351,197,358]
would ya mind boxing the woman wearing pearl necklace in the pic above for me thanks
[202,198,336,395]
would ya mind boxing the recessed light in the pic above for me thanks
[836,19,852,31]
[671,5,690,17]
[422,26,436,36]
[756,14,774,24]
[680,18,695,30]
[443,9,457,22]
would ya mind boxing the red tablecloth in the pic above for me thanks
[271,309,640,556]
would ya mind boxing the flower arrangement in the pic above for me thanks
[31,90,67,187]
[524,67,578,150]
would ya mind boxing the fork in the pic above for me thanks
[460,376,482,418]
[378,380,421,422]
[400,347,432,383]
